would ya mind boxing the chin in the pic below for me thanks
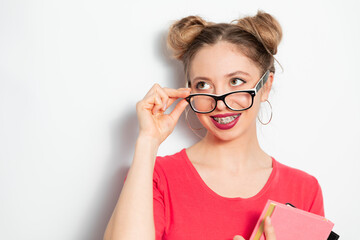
[204,120,252,143]
[208,128,247,143]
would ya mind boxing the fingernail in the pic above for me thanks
[266,216,271,224]
[163,103,167,111]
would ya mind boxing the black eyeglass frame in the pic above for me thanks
[185,70,270,114]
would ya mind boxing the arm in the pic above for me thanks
[103,135,159,240]
[308,179,325,217]
[103,84,191,240]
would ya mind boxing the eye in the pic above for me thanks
[230,78,245,87]
[195,81,211,90]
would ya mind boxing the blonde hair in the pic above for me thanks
[167,10,283,86]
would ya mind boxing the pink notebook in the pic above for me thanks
[249,200,334,240]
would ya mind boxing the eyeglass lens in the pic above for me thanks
[190,92,252,113]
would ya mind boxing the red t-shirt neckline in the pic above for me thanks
[180,148,278,201]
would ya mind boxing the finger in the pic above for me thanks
[233,235,245,240]
[145,85,176,113]
[264,217,276,240]
[143,85,190,113]
[152,95,164,115]
[162,88,191,111]
[163,87,191,99]
[144,85,190,100]
[143,83,161,99]
[155,87,170,112]
[164,97,182,111]
[168,99,189,123]
[143,84,167,115]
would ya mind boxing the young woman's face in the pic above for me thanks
[188,41,273,141]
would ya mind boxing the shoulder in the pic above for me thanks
[273,159,322,200]
[153,148,188,181]
[274,159,320,187]
[155,148,187,169]
[273,158,324,213]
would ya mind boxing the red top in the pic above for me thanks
[149,149,324,240]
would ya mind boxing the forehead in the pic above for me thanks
[189,41,261,81]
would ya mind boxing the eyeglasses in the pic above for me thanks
[185,70,270,114]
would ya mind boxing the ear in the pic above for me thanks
[260,72,274,102]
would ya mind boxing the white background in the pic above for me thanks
[1,0,359,239]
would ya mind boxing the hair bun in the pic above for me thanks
[235,10,282,55]
[167,16,208,60]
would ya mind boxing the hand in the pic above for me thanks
[136,84,191,145]
[233,217,276,240]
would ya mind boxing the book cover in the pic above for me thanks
[249,200,335,240]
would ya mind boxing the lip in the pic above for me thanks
[210,113,241,130]
[211,113,240,118]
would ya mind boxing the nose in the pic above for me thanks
[215,99,227,111]
[213,88,229,112]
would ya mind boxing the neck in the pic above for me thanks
[191,122,271,174]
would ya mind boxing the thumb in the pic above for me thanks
[233,235,245,240]
[168,99,188,122]
[264,216,276,240]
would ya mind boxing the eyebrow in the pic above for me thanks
[192,70,251,82]
[225,70,251,78]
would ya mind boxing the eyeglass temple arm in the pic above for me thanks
[255,70,270,93]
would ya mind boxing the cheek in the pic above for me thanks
[252,95,262,110]
[241,95,262,121]
[196,113,211,128]
[250,96,261,115]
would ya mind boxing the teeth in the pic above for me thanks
[213,114,240,124]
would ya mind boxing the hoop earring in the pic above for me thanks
[185,107,205,139]
[257,100,273,125]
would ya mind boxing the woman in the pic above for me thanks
[104,10,324,240]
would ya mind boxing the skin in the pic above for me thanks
[103,86,191,240]
[186,41,276,239]
[103,40,276,240]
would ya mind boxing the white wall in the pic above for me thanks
[1,0,359,239]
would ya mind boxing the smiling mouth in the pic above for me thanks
[211,114,241,124]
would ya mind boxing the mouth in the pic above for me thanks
[211,113,241,124]
[210,113,241,130]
